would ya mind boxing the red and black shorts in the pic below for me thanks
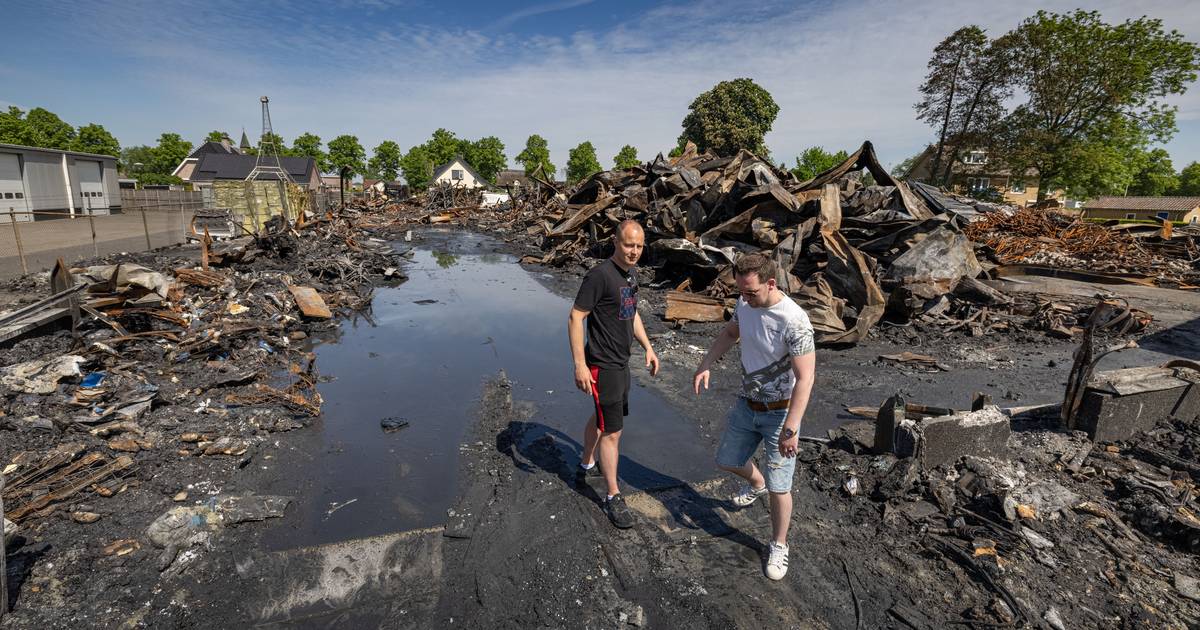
[589,365,630,433]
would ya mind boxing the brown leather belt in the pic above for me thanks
[745,399,790,412]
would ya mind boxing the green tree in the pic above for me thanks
[678,78,779,157]
[1128,148,1179,196]
[566,141,602,184]
[916,27,988,185]
[997,10,1200,199]
[461,136,507,184]
[291,133,327,172]
[401,145,434,191]
[425,128,462,168]
[367,140,402,181]
[25,107,76,150]
[205,130,229,142]
[328,135,366,178]
[791,146,849,181]
[150,133,192,176]
[0,107,34,145]
[516,134,555,178]
[72,123,120,157]
[892,151,924,177]
[120,145,157,174]
[1178,161,1200,196]
[613,145,639,170]
[254,132,289,156]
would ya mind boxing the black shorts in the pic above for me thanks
[589,365,630,433]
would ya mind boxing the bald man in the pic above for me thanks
[568,219,660,529]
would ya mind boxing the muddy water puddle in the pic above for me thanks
[263,231,713,548]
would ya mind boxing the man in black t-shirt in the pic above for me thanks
[568,219,660,528]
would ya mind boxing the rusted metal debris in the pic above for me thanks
[1,442,134,523]
[351,139,1197,345]
[664,291,727,323]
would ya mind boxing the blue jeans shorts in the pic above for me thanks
[715,398,795,493]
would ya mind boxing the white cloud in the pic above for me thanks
[11,0,1199,170]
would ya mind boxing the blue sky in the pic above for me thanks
[2,0,1198,176]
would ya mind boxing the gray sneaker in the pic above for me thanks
[604,494,635,529]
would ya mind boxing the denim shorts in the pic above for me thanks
[715,398,796,493]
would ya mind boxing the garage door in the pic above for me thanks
[0,153,31,223]
[75,159,109,214]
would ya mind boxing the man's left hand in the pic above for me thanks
[778,434,799,458]
[645,347,660,377]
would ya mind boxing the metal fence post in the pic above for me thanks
[2,470,8,620]
[86,197,98,258]
[8,209,28,275]
[140,204,152,251]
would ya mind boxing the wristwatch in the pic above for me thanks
[781,427,796,440]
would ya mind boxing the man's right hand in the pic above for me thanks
[575,364,596,394]
[693,368,710,394]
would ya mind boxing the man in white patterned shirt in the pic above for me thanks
[693,252,816,580]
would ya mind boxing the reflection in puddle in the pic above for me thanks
[265,232,713,548]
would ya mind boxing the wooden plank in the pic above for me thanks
[665,291,725,322]
[287,285,332,319]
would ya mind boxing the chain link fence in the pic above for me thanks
[0,189,339,280]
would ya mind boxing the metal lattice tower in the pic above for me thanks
[246,96,293,183]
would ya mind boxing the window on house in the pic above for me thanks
[964,151,988,164]
[3,193,11,199]
[1010,181,1026,193]
[1125,213,1136,219]
[452,169,464,180]
[1157,212,1170,220]
[968,177,990,192]
[15,192,22,199]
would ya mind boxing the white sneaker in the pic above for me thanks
[765,542,789,580]
[731,483,769,508]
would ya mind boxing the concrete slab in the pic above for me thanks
[894,406,1011,468]
[242,527,444,626]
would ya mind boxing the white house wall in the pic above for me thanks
[433,160,483,189]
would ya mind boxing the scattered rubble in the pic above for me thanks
[363,139,1195,347]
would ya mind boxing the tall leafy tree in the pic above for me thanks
[997,10,1200,199]
[0,107,34,145]
[1178,162,1200,196]
[150,133,192,176]
[566,141,602,184]
[255,132,289,156]
[291,133,328,172]
[425,128,462,168]
[401,145,434,191]
[25,107,76,150]
[915,27,989,185]
[72,123,120,157]
[367,140,402,181]
[678,78,779,158]
[120,145,157,174]
[327,135,366,178]
[516,134,555,178]
[205,130,229,142]
[613,145,639,170]
[791,146,849,181]
[462,136,507,184]
[1128,148,1179,196]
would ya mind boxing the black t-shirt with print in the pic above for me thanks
[574,259,637,368]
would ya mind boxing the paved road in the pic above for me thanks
[0,210,193,279]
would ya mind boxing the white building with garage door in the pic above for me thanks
[0,143,121,224]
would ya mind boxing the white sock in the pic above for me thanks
[581,462,595,470]
[607,494,615,501]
